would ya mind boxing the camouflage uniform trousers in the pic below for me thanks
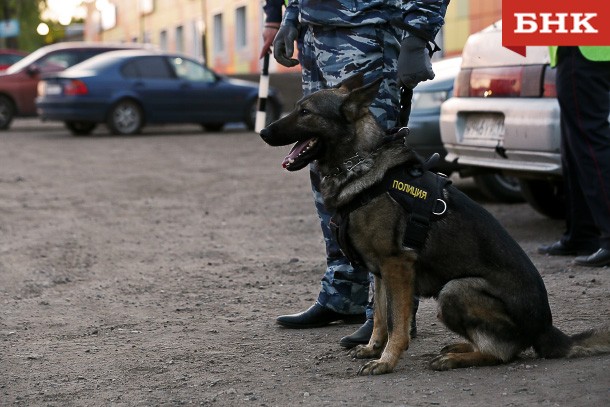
[300,23,404,317]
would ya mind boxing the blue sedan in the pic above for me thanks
[36,50,282,135]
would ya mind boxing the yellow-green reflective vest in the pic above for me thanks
[549,46,610,67]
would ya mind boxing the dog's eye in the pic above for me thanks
[299,108,310,116]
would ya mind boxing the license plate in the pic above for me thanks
[463,114,505,140]
[44,83,62,96]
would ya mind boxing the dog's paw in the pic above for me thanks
[349,344,381,359]
[357,359,394,376]
[429,354,457,371]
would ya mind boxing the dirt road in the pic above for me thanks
[1,120,608,406]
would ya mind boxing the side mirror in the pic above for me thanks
[26,64,40,76]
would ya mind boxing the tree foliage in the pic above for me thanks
[0,0,48,51]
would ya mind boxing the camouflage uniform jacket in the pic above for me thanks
[282,0,450,42]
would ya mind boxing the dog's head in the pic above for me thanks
[260,73,382,171]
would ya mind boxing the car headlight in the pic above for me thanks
[412,90,450,110]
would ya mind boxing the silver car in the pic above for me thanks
[440,21,566,218]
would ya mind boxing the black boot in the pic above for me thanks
[339,319,374,348]
[276,303,365,329]
[575,248,610,267]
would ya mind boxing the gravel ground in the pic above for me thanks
[1,120,608,406]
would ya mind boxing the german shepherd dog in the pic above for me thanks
[259,74,610,375]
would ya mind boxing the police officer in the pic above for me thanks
[539,46,610,267]
[269,0,449,346]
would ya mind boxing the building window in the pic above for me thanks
[176,25,184,53]
[160,30,168,51]
[213,13,224,53]
[190,20,202,60]
[235,6,247,49]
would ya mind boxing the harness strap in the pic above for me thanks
[399,170,446,251]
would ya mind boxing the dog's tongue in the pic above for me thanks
[282,139,312,168]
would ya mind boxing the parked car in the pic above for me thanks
[0,49,27,71]
[0,42,146,130]
[440,21,573,218]
[36,50,283,135]
[409,56,522,202]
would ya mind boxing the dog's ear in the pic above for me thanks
[341,77,383,121]
[337,73,365,92]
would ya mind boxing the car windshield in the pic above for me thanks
[5,46,51,74]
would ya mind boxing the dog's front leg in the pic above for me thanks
[349,275,387,359]
[358,255,415,375]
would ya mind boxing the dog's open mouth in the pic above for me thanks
[282,138,321,171]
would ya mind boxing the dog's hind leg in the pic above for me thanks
[357,255,416,375]
[430,278,523,371]
[430,350,504,370]
[439,343,475,354]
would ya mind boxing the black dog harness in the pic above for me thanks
[330,157,451,267]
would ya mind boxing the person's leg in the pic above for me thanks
[540,46,609,256]
[276,25,369,327]
[556,47,610,265]
[311,24,399,315]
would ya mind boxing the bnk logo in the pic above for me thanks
[502,0,610,56]
[514,13,598,34]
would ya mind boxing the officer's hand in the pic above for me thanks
[259,24,280,59]
[273,25,299,67]
[397,34,434,89]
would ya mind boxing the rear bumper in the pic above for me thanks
[440,97,562,176]
[36,98,107,123]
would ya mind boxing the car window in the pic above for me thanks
[77,49,114,63]
[120,56,174,79]
[0,54,23,65]
[38,52,79,70]
[168,57,215,82]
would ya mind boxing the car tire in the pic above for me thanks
[518,179,566,219]
[65,121,97,136]
[0,95,15,130]
[473,173,524,203]
[107,99,143,135]
[245,98,279,131]
[202,123,224,132]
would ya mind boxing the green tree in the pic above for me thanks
[0,0,48,51]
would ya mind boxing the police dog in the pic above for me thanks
[259,74,610,375]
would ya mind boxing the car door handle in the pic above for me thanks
[133,81,145,88]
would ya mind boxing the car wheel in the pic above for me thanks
[473,173,524,203]
[202,123,224,132]
[245,98,279,131]
[107,99,143,135]
[518,179,566,219]
[65,121,97,136]
[0,95,15,130]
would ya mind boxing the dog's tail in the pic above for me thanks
[534,326,610,359]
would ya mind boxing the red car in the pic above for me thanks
[0,42,147,130]
[0,49,27,71]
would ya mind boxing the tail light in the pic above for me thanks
[64,79,88,96]
[453,69,472,97]
[453,64,552,98]
[542,65,557,98]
